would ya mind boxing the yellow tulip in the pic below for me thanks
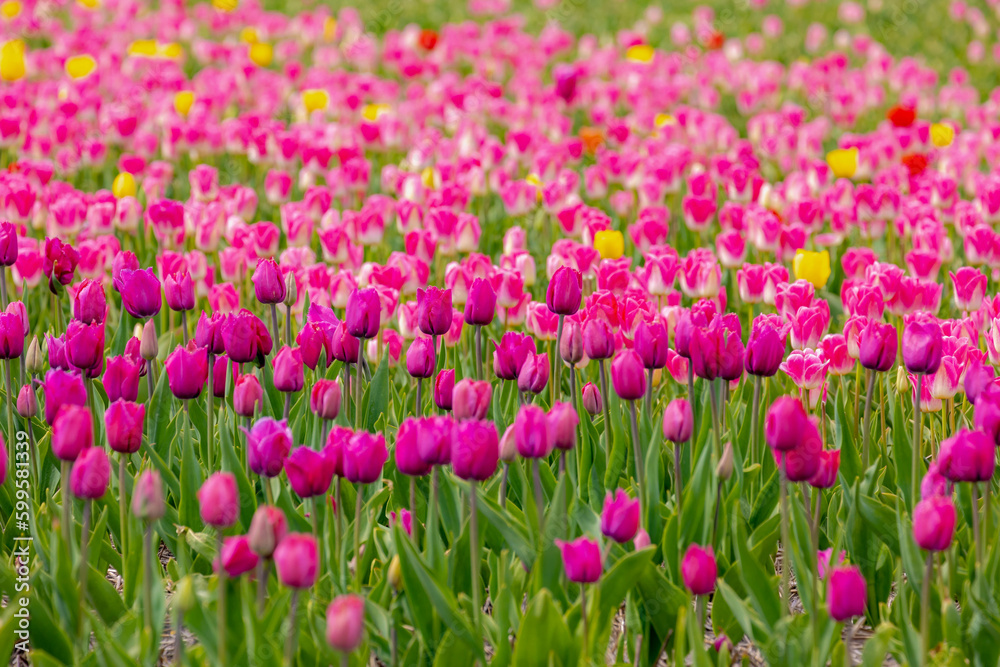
[793,250,831,289]
[248,42,273,68]
[174,91,195,117]
[420,166,440,190]
[127,40,158,57]
[0,40,25,81]
[323,17,338,41]
[240,27,258,44]
[158,42,183,60]
[654,113,676,128]
[930,123,954,148]
[594,230,625,260]
[65,54,96,79]
[302,89,329,114]
[826,148,858,179]
[211,0,237,11]
[76,0,99,9]
[625,44,654,64]
[361,103,389,122]
[112,173,136,199]
[1,1,21,20]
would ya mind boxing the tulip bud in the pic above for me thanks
[248,505,289,558]
[681,544,717,595]
[827,566,866,621]
[310,380,342,421]
[198,472,240,528]
[662,398,693,443]
[326,594,365,652]
[499,424,517,462]
[514,405,552,459]
[716,443,733,481]
[387,555,403,591]
[234,374,264,417]
[274,533,318,589]
[52,404,94,461]
[600,489,640,544]
[633,528,651,550]
[272,346,305,393]
[451,419,500,480]
[405,337,436,379]
[452,379,491,421]
[895,365,908,394]
[140,319,158,361]
[611,349,647,401]
[902,321,942,375]
[582,382,603,415]
[132,470,166,521]
[15,384,36,418]
[26,336,43,374]
[913,496,956,551]
[555,536,602,583]
[70,446,111,499]
[283,272,297,308]
[106,399,145,454]
[559,319,584,365]
[174,576,197,613]
[547,402,578,451]
[433,369,455,411]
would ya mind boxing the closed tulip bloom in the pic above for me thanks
[105,399,145,454]
[548,401,578,451]
[964,359,996,406]
[42,369,88,425]
[116,268,162,319]
[493,331,535,380]
[827,566,867,621]
[765,396,809,451]
[48,334,69,371]
[343,431,388,484]
[938,428,995,482]
[297,322,333,370]
[662,398,694,443]
[681,544,717,595]
[559,318,584,365]
[0,221,17,266]
[252,258,286,305]
[326,595,365,653]
[216,536,260,578]
[345,288,381,339]
[273,346,305,393]
[776,418,823,482]
[140,320,158,361]
[331,322,360,364]
[416,415,452,466]
[0,311,23,360]
[44,237,80,289]
[310,380,342,420]
[212,355,228,398]
[406,337,436,379]
[601,489,640,543]
[246,418,293,478]
[395,418,433,477]
[634,320,669,369]
[248,505,289,557]
[463,277,496,326]
[950,266,987,311]
[15,384,36,419]
[52,404,93,461]
[452,378,491,420]
[73,279,106,324]
[514,405,553,459]
[582,382,603,415]
[517,352,549,394]
[274,533,318,588]
[913,496,956,551]
[451,419,499,481]
[285,446,337,497]
[195,311,227,354]
[691,324,744,382]
[164,271,195,311]
[858,321,897,372]
[223,309,273,364]
[434,369,455,411]
[556,537,602,584]
[164,341,209,400]
[546,266,583,316]
[65,319,103,371]
[234,373,264,417]
[744,323,784,377]
[611,349,647,401]
[132,470,165,521]
[582,318,615,360]
[198,472,240,528]
[104,356,142,402]
[417,287,453,336]
[902,320,942,375]
[808,449,840,489]
[70,446,111,499]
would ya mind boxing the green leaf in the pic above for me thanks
[178,415,205,529]
[510,590,574,667]
[364,357,389,432]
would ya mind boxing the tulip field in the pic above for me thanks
[3,0,1000,665]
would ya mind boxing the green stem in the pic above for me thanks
[284,589,300,666]
[354,349,364,430]
[863,369,874,471]
[78,500,92,648]
[4,357,13,445]
[971,482,981,581]
[920,552,933,667]
[780,471,791,614]
[628,401,645,528]
[207,353,215,472]
[555,315,563,400]
[144,522,154,639]
[270,303,281,349]
[61,459,72,552]
[119,455,128,563]
[354,485,364,591]
[533,459,544,536]
[217,529,228,667]
[475,325,483,381]
[599,360,611,468]
[674,442,683,516]
[469,480,482,644]
[912,374,922,508]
